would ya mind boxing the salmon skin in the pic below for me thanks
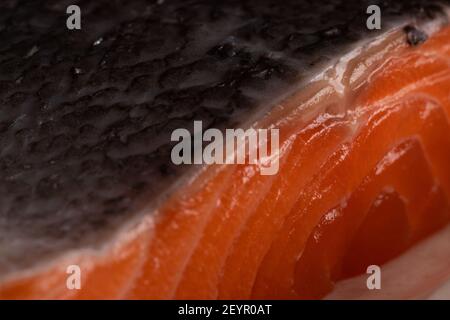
[0,0,450,299]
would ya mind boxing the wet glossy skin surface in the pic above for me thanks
[0,0,449,274]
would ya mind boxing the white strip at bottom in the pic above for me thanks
[325,224,450,300]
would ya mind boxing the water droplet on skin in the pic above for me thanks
[93,37,104,46]
[25,45,39,58]
[324,27,340,37]
[73,67,83,75]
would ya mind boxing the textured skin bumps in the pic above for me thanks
[0,0,449,273]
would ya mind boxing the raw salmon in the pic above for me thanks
[0,0,450,299]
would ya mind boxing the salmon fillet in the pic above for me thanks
[0,0,450,299]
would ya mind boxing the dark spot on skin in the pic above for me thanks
[404,25,428,46]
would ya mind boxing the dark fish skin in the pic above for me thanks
[0,0,448,272]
